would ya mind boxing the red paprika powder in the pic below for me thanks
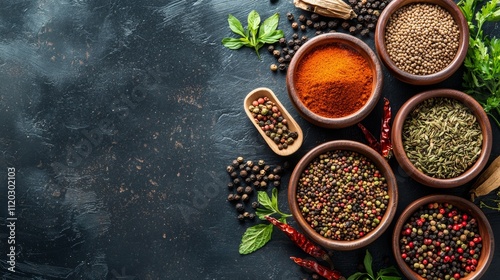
[295,43,373,118]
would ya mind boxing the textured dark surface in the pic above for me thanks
[0,0,499,279]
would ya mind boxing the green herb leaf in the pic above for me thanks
[257,191,273,210]
[256,207,275,220]
[227,14,246,37]
[258,13,280,39]
[378,276,402,280]
[347,272,369,280]
[222,10,283,60]
[247,10,261,35]
[377,266,400,276]
[239,223,273,254]
[271,188,279,210]
[364,250,374,277]
[221,37,246,49]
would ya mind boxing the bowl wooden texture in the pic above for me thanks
[286,33,383,129]
[288,140,398,250]
[374,0,469,85]
[392,195,494,280]
[391,89,492,188]
[244,87,303,156]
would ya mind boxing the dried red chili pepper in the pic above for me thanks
[380,97,392,159]
[290,257,344,280]
[357,98,392,160]
[357,123,380,152]
[265,216,332,264]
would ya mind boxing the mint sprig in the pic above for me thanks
[348,250,402,280]
[239,188,290,254]
[222,10,284,60]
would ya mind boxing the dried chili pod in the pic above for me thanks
[266,216,332,265]
[290,257,345,280]
[357,123,380,152]
[380,98,392,159]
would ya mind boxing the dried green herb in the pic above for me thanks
[458,0,500,127]
[402,98,482,179]
[222,10,284,60]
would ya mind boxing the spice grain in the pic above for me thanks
[296,150,389,241]
[402,98,482,179]
[385,3,460,75]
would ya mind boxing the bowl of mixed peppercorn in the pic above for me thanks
[393,194,494,280]
[391,89,493,188]
[287,140,398,251]
[374,0,469,85]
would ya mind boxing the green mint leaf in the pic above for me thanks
[221,37,246,49]
[258,13,280,38]
[247,10,260,36]
[239,223,273,254]
[256,207,275,220]
[378,276,402,280]
[259,30,285,44]
[347,272,369,280]
[271,188,279,210]
[227,14,246,37]
[364,250,374,277]
[377,266,401,277]
[257,191,274,210]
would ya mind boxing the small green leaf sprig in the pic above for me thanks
[458,0,500,127]
[222,10,284,60]
[348,250,402,280]
[238,188,291,254]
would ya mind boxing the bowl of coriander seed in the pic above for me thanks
[374,0,469,85]
[391,89,493,188]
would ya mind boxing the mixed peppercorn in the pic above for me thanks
[296,150,390,241]
[399,203,483,279]
[248,96,299,150]
[226,157,285,221]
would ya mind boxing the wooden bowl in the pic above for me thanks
[392,89,492,188]
[288,140,398,250]
[374,0,469,85]
[393,195,494,280]
[286,33,383,129]
[244,87,303,156]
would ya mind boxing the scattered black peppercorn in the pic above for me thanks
[286,12,294,21]
[236,203,244,213]
[252,201,259,209]
[291,22,299,30]
[236,186,244,194]
[298,14,306,23]
[278,64,286,71]
[310,13,319,22]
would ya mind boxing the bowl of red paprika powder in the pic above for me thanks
[286,33,383,129]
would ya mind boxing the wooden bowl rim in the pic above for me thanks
[391,89,493,188]
[286,33,383,129]
[243,87,304,156]
[392,194,495,280]
[288,140,398,251]
[374,0,469,85]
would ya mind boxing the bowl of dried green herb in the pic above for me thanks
[392,89,493,188]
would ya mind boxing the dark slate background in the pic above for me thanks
[0,0,499,279]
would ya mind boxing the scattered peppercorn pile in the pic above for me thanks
[226,157,285,221]
[399,203,483,279]
[296,150,390,241]
[247,96,299,150]
[384,3,460,75]
[268,0,392,72]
